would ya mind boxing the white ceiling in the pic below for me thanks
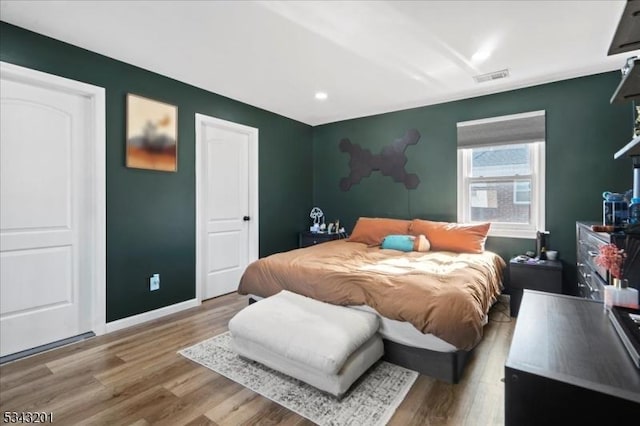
[0,0,635,125]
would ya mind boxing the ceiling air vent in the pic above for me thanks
[473,69,510,83]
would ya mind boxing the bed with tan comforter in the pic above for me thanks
[238,239,505,351]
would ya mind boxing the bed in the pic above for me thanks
[237,218,505,383]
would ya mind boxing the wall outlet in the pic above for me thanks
[150,273,160,291]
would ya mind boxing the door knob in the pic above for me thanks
[243,216,250,221]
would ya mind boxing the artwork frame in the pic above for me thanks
[126,93,178,172]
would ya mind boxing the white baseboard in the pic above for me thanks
[105,298,200,334]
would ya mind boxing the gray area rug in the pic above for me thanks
[179,332,418,426]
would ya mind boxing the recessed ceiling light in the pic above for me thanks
[472,50,491,62]
[315,92,328,100]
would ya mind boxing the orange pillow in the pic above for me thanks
[409,219,490,253]
[349,217,411,246]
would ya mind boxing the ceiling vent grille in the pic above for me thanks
[473,69,510,83]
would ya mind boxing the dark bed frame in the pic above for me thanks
[247,297,471,384]
[383,340,471,383]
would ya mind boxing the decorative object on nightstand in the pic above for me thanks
[508,257,563,317]
[309,207,324,233]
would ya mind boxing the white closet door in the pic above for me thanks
[0,76,91,356]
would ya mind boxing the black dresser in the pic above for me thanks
[505,290,640,425]
[576,221,639,300]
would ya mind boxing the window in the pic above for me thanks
[513,181,531,205]
[457,111,545,239]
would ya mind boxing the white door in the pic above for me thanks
[196,115,258,300]
[0,63,105,357]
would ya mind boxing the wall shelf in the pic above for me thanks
[608,0,640,55]
[614,135,640,159]
[611,58,640,103]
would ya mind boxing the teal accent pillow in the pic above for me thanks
[381,235,414,252]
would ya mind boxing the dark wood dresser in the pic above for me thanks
[576,221,639,299]
[505,290,640,425]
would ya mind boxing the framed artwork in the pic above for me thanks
[126,93,178,172]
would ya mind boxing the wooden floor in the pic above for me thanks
[0,293,515,425]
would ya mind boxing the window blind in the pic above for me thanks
[457,110,545,148]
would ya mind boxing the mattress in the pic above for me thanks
[249,294,464,353]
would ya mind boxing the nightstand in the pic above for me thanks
[508,258,563,317]
[298,231,341,248]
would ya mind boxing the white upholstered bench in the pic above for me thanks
[228,290,383,397]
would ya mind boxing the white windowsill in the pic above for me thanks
[487,227,537,239]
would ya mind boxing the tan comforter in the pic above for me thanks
[238,240,505,350]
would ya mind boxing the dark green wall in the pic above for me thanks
[313,72,631,293]
[0,22,313,322]
[1,20,631,318]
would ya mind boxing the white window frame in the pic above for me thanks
[457,142,545,239]
[513,180,531,205]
